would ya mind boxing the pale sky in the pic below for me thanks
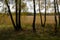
[25,0,60,13]
[0,0,60,13]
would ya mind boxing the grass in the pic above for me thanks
[0,14,58,25]
[0,24,60,40]
[0,14,60,40]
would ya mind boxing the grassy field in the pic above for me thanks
[0,14,60,40]
[0,14,59,25]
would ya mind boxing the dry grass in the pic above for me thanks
[0,15,59,31]
[0,15,58,25]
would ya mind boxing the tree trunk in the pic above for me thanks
[39,0,43,26]
[43,0,46,27]
[32,0,36,32]
[56,0,60,26]
[15,0,22,31]
[19,0,22,30]
[15,0,19,30]
[5,0,17,30]
[54,0,57,35]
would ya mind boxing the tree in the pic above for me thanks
[21,2,27,12]
[32,0,36,32]
[54,0,57,34]
[38,0,43,26]
[15,0,19,30]
[18,0,22,30]
[43,0,46,27]
[15,0,22,31]
[5,0,17,30]
[56,0,60,26]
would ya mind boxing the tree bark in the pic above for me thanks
[32,0,36,32]
[39,0,43,26]
[54,0,57,34]
[19,0,22,30]
[5,0,17,30]
[56,0,60,26]
[43,0,46,27]
[15,0,22,31]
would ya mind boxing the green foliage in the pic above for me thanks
[0,12,60,16]
[21,12,34,16]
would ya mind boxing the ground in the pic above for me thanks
[0,14,60,40]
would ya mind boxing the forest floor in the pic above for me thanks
[0,15,60,40]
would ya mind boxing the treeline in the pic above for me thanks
[0,12,60,16]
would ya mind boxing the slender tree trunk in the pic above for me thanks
[32,0,36,32]
[19,0,22,30]
[54,0,57,34]
[56,0,60,26]
[15,0,22,31]
[39,0,43,26]
[15,0,19,30]
[43,0,46,27]
[5,0,17,30]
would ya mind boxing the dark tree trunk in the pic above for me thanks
[56,0,60,26]
[43,0,46,27]
[15,0,19,30]
[54,0,57,34]
[5,0,17,30]
[32,0,36,32]
[15,0,22,31]
[19,0,22,30]
[39,0,43,26]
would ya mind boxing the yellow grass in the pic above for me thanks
[0,14,59,25]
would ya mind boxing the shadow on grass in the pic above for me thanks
[0,24,60,40]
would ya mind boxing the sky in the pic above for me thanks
[0,0,60,13]
[23,0,60,13]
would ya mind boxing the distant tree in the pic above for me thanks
[21,2,27,12]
